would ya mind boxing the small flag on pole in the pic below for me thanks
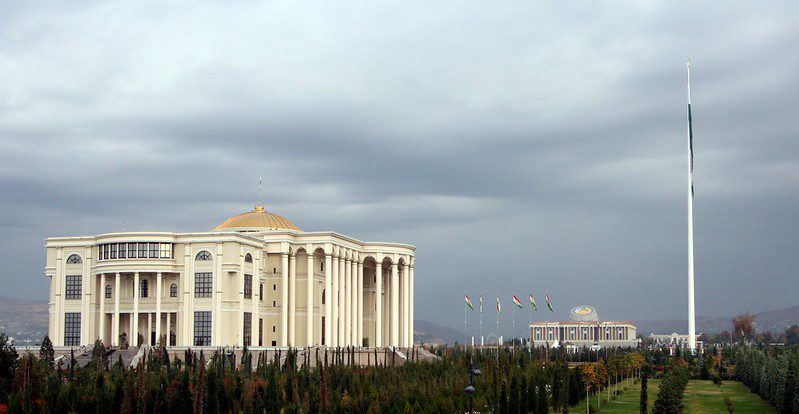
[479,296,483,313]
[512,295,523,308]
[529,294,537,311]
[545,294,554,312]
[496,296,502,313]
[465,294,474,311]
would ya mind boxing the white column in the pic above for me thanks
[147,313,152,345]
[99,273,106,344]
[409,264,414,346]
[345,258,352,346]
[375,262,383,348]
[289,253,297,346]
[324,254,332,346]
[113,273,120,346]
[352,259,359,345]
[390,262,399,347]
[133,272,140,346]
[166,312,171,346]
[338,254,345,346]
[253,253,260,347]
[331,255,339,346]
[280,253,289,346]
[357,260,364,346]
[403,264,410,347]
[306,248,314,346]
[156,272,162,345]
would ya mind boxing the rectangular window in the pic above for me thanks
[243,312,252,347]
[244,274,252,299]
[259,283,263,301]
[193,311,212,346]
[138,243,147,258]
[149,243,159,258]
[64,313,81,346]
[103,244,109,260]
[65,275,82,300]
[118,244,126,259]
[110,244,117,259]
[195,272,212,298]
[160,243,172,259]
[128,243,136,258]
[273,284,276,291]
[259,318,263,346]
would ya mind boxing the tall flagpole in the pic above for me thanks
[686,60,697,353]
[464,298,468,348]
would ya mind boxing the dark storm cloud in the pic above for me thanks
[1,1,798,335]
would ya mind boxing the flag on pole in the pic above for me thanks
[496,296,502,313]
[512,295,523,308]
[529,294,537,311]
[545,294,554,312]
[465,294,474,311]
[479,296,483,313]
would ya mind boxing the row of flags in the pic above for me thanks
[464,294,553,313]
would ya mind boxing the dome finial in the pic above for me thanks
[254,204,265,212]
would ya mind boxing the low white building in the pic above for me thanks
[46,204,416,349]
[529,306,640,349]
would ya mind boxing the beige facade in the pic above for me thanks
[45,205,415,348]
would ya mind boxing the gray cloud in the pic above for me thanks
[1,1,798,335]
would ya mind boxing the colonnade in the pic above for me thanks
[282,248,415,348]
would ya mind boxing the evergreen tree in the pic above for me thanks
[527,372,538,413]
[0,333,18,403]
[509,376,519,414]
[781,358,796,414]
[40,334,55,364]
[499,382,508,414]
[536,377,548,414]
[640,370,648,414]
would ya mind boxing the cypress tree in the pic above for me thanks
[499,382,508,414]
[509,376,519,414]
[527,373,537,413]
[536,377,548,414]
[640,372,648,414]
[781,358,796,414]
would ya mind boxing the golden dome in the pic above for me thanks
[215,204,301,231]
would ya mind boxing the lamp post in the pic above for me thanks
[465,360,482,414]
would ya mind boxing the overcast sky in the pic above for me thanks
[1,1,797,335]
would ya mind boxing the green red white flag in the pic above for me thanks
[545,294,554,312]
[529,294,537,311]
[496,296,502,313]
[465,294,474,311]
[512,295,523,308]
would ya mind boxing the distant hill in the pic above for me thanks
[413,319,465,345]
[0,296,48,345]
[635,305,799,335]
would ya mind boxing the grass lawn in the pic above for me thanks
[569,379,774,413]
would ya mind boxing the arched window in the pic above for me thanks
[170,283,178,298]
[244,253,253,263]
[105,285,112,299]
[66,254,82,264]
[140,279,149,298]
[321,289,325,304]
[195,250,212,261]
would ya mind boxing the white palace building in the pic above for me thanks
[45,204,416,349]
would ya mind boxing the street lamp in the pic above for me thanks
[465,361,482,414]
